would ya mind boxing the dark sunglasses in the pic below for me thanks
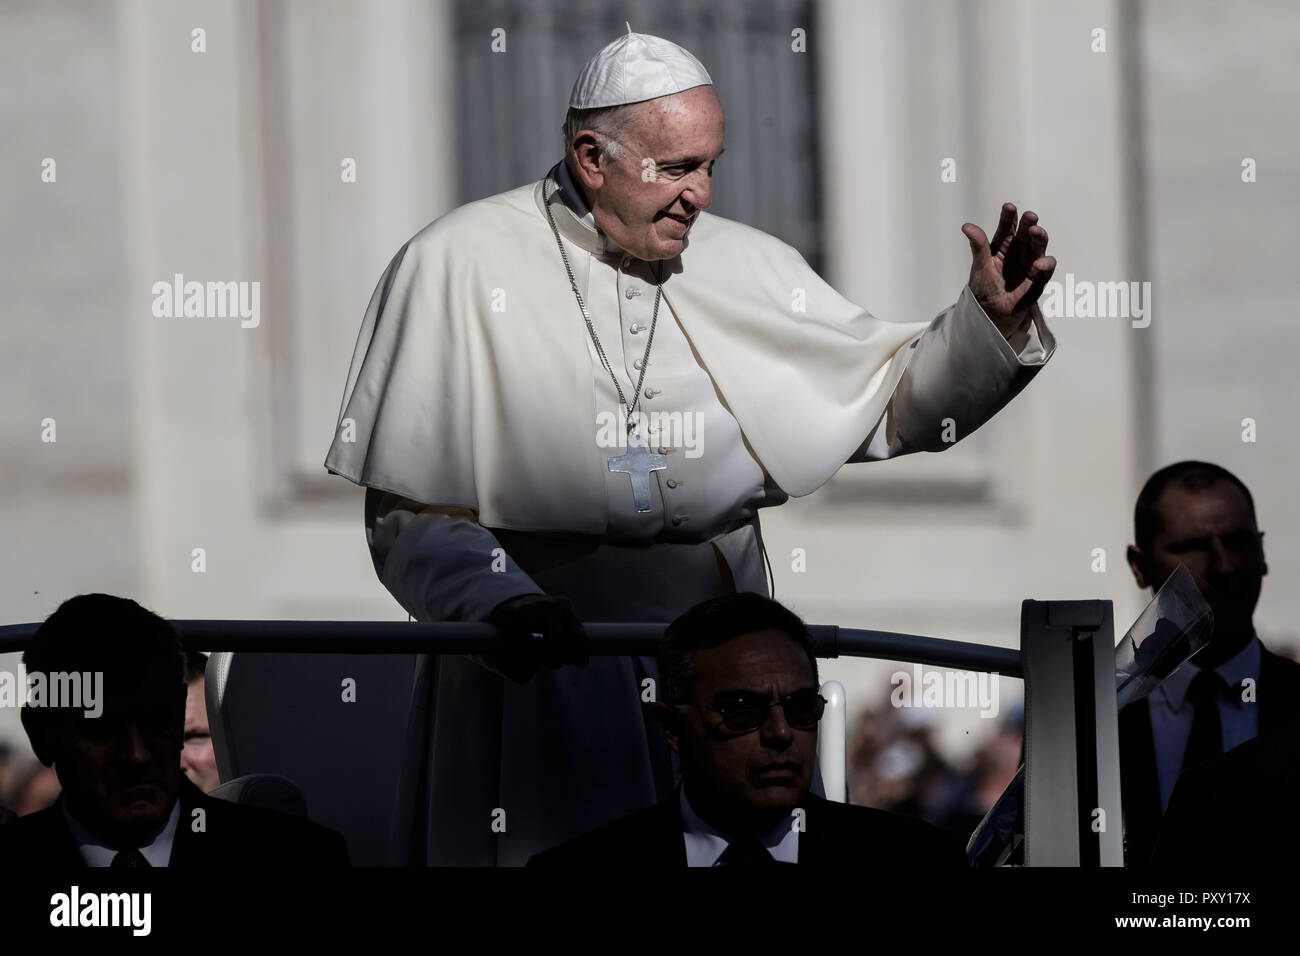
[692,688,826,736]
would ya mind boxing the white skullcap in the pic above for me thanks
[568,28,713,109]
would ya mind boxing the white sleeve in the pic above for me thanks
[364,489,544,623]
[850,286,1056,462]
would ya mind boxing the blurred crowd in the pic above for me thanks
[0,743,61,818]
[847,695,1023,846]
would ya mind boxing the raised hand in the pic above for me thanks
[962,203,1056,338]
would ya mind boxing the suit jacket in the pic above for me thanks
[1119,646,1300,866]
[0,777,349,868]
[1153,713,1300,868]
[527,792,967,868]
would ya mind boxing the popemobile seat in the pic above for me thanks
[208,773,309,818]
[206,650,417,865]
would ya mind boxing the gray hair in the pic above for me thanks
[561,103,641,172]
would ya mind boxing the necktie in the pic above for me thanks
[714,838,775,866]
[1181,669,1227,772]
[110,848,151,868]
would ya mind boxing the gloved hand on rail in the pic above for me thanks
[482,593,589,684]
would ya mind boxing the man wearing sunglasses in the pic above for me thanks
[530,593,965,866]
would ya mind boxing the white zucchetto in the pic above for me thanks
[568,29,713,109]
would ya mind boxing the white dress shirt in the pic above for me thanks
[63,798,180,867]
[679,784,799,866]
[1148,633,1262,811]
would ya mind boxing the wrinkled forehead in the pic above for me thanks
[692,630,815,696]
[628,89,725,152]
[1156,480,1258,537]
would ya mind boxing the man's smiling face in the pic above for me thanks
[573,85,725,261]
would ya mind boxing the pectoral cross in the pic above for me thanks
[608,430,667,513]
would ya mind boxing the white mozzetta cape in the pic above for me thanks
[325,173,1022,532]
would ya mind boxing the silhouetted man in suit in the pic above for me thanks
[530,593,965,867]
[1120,462,1300,865]
[0,593,348,867]
[1154,713,1300,868]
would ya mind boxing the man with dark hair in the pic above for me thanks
[1120,462,1300,864]
[530,593,965,866]
[657,591,821,712]
[0,593,348,867]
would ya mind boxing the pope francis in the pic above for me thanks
[324,30,1057,866]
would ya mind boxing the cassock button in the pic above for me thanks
[672,514,689,526]
[625,288,641,299]
[629,323,645,334]
[633,357,646,370]
[644,387,661,399]
[666,479,680,488]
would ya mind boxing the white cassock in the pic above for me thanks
[325,160,1055,866]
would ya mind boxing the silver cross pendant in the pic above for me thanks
[607,429,667,513]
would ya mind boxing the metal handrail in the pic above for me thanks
[0,620,1021,677]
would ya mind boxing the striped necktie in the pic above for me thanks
[110,848,151,868]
